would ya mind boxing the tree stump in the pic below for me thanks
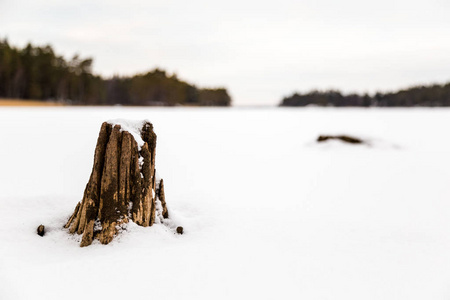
[65,120,168,247]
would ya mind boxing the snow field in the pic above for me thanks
[1,107,450,299]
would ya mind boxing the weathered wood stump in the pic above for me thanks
[65,120,168,247]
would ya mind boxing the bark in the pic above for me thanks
[65,121,169,247]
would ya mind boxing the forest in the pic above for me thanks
[0,39,231,106]
[280,84,450,107]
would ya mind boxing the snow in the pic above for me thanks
[107,118,148,149]
[1,107,450,299]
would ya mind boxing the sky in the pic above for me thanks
[0,0,449,106]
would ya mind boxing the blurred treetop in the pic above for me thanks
[0,39,231,106]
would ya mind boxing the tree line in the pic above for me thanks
[0,39,231,106]
[280,83,450,107]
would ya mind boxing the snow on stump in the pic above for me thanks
[65,120,168,247]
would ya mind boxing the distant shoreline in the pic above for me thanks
[0,40,231,107]
[0,98,231,107]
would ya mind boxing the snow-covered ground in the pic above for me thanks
[1,107,450,299]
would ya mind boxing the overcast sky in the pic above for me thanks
[1,0,449,105]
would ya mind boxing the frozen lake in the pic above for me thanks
[1,107,450,299]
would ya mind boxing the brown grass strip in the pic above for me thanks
[0,99,65,106]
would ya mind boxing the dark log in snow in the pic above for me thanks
[65,120,169,247]
[317,135,364,144]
